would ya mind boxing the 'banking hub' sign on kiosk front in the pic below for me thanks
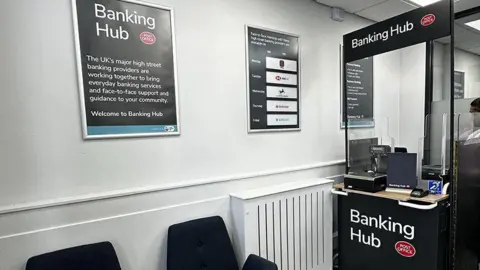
[349,209,415,250]
[339,194,449,270]
[339,1,453,270]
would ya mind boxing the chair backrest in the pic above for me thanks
[26,242,121,270]
[243,255,278,270]
[168,216,239,270]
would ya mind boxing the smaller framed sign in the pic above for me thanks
[340,46,374,129]
[246,25,300,133]
[454,70,465,99]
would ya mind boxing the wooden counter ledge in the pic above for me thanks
[333,183,449,204]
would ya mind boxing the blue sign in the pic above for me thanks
[428,181,443,195]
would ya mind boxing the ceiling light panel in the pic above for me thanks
[466,19,480,31]
[404,0,442,7]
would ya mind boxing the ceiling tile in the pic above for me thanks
[457,38,480,50]
[454,24,480,49]
[457,11,480,25]
[355,0,416,22]
[434,24,480,46]
[455,0,480,13]
[467,46,480,55]
[313,0,387,13]
[455,24,478,42]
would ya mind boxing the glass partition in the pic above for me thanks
[346,117,394,175]
[456,112,480,144]
[422,113,451,176]
[427,8,480,189]
[344,45,428,177]
[432,12,480,103]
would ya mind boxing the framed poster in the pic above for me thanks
[340,46,374,129]
[72,0,180,139]
[454,70,465,99]
[246,25,300,132]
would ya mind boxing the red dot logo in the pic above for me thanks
[140,32,156,45]
[275,76,281,81]
[421,14,436,26]
[395,241,416,257]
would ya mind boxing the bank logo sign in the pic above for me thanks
[395,241,416,257]
[266,57,297,72]
[267,114,297,126]
[266,86,297,99]
[267,100,298,112]
[421,14,436,27]
[140,31,156,44]
[266,71,297,86]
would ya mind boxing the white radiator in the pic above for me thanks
[230,179,333,270]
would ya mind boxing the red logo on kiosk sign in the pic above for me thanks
[140,32,156,45]
[421,14,436,26]
[395,241,416,257]
[275,76,282,81]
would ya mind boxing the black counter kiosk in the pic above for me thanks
[333,185,449,270]
[333,1,455,270]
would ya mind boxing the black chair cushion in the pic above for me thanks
[26,242,121,270]
[167,216,239,270]
[243,254,278,270]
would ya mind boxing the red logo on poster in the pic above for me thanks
[140,32,156,45]
[421,14,436,26]
[395,241,416,257]
[275,76,282,81]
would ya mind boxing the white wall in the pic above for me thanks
[0,0,367,208]
[433,42,480,101]
[0,196,231,270]
[375,51,402,144]
[399,44,426,154]
[0,0,376,269]
[450,46,480,99]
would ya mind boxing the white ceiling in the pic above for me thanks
[315,0,480,55]
[355,0,416,22]
[448,13,480,55]
[315,0,480,21]
[455,0,480,13]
